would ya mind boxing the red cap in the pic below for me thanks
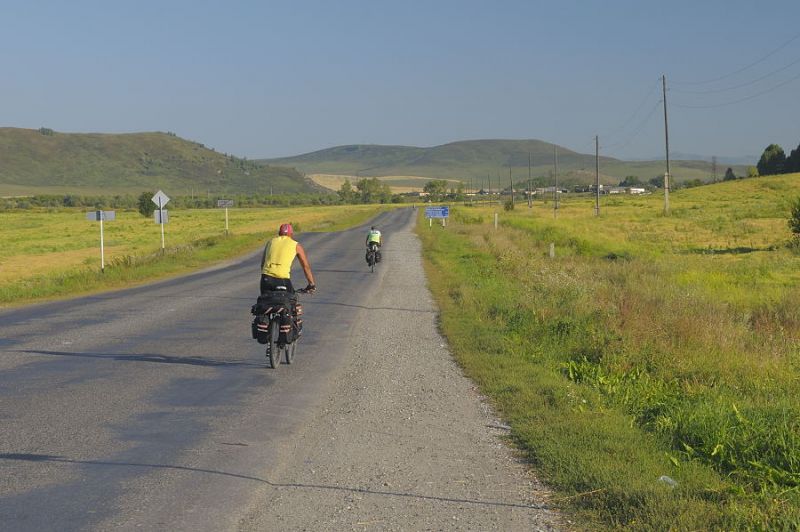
[278,223,293,236]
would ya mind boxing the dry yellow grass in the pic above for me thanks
[0,205,384,286]
[308,173,438,193]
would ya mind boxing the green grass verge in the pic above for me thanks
[0,205,385,307]
[418,180,800,529]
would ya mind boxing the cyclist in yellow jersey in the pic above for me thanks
[365,226,382,263]
[260,223,316,295]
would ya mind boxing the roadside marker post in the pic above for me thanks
[86,210,115,272]
[217,199,234,234]
[151,190,170,251]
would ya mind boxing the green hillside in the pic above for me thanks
[0,127,321,196]
[260,139,748,186]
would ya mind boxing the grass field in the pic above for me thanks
[419,174,800,529]
[0,204,387,306]
[308,173,461,193]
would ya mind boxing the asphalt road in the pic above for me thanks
[1,207,559,531]
[0,208,415,531]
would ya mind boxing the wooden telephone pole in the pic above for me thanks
[527,152,533,208]
[595,135,600,216]
[509,166,514,207]
[553,145,559,218]
[662,74,671,215]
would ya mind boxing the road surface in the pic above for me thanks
[0,208,559,531]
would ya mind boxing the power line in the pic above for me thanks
[673,30,800,86]
[602,100,662,151]
[671,55,800,95]
[603,79,661,141]
[673,69,800,109]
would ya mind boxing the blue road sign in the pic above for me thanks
[425,206,449,218]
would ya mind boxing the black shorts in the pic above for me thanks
[260,275,294,295]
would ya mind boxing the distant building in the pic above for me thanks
[535,187,566,194]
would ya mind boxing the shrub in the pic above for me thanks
[789,197,800,236]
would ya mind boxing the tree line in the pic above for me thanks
[337,177,403,204]
[0,192,344,212]
[757,142,800,176]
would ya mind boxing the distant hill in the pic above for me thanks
[0,127,321,196]
[260,139,748,188]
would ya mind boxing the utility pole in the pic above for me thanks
[662,74,671,214]
[528,152,533,208]
[553,145,559,219]
[712,156,718,182]
[509,166,515,207]
[487,173,491,201]
[595,135,600,216]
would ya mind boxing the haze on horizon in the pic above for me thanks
[2,0,799,162]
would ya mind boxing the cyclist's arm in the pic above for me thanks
[259,242,269,271]
[296,243,316,286]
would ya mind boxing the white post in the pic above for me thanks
[429,217,432,228]
[159,198,165,251]
[549,242,555,258]
[100,216,105,273]
[494,212,498,230]
[225,207,229,235]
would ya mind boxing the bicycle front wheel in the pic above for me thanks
[267,319,280,369]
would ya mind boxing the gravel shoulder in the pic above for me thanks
[238,215,561,531]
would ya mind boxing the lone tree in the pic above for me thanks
[337,179,356,204]
[789,197,800,237]
[423,179,449,201]
[757,144,786,176]
[137,191,156,217]
[724,167,737,181]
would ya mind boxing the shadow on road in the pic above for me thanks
[15,349,263,368]
[0,453,545,511]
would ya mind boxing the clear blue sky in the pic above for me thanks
[2,0,799,161]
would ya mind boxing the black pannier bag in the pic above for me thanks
[250,290,297,344]
[252,315,270,344]
[251,290,296,315]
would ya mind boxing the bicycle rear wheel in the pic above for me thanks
[267,319,280,368]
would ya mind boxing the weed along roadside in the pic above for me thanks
[0,205,387,307]
[418,175,800,529]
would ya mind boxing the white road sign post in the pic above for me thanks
[151,190,170,251]
[217,199,234,234]
[86,210,116,272]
